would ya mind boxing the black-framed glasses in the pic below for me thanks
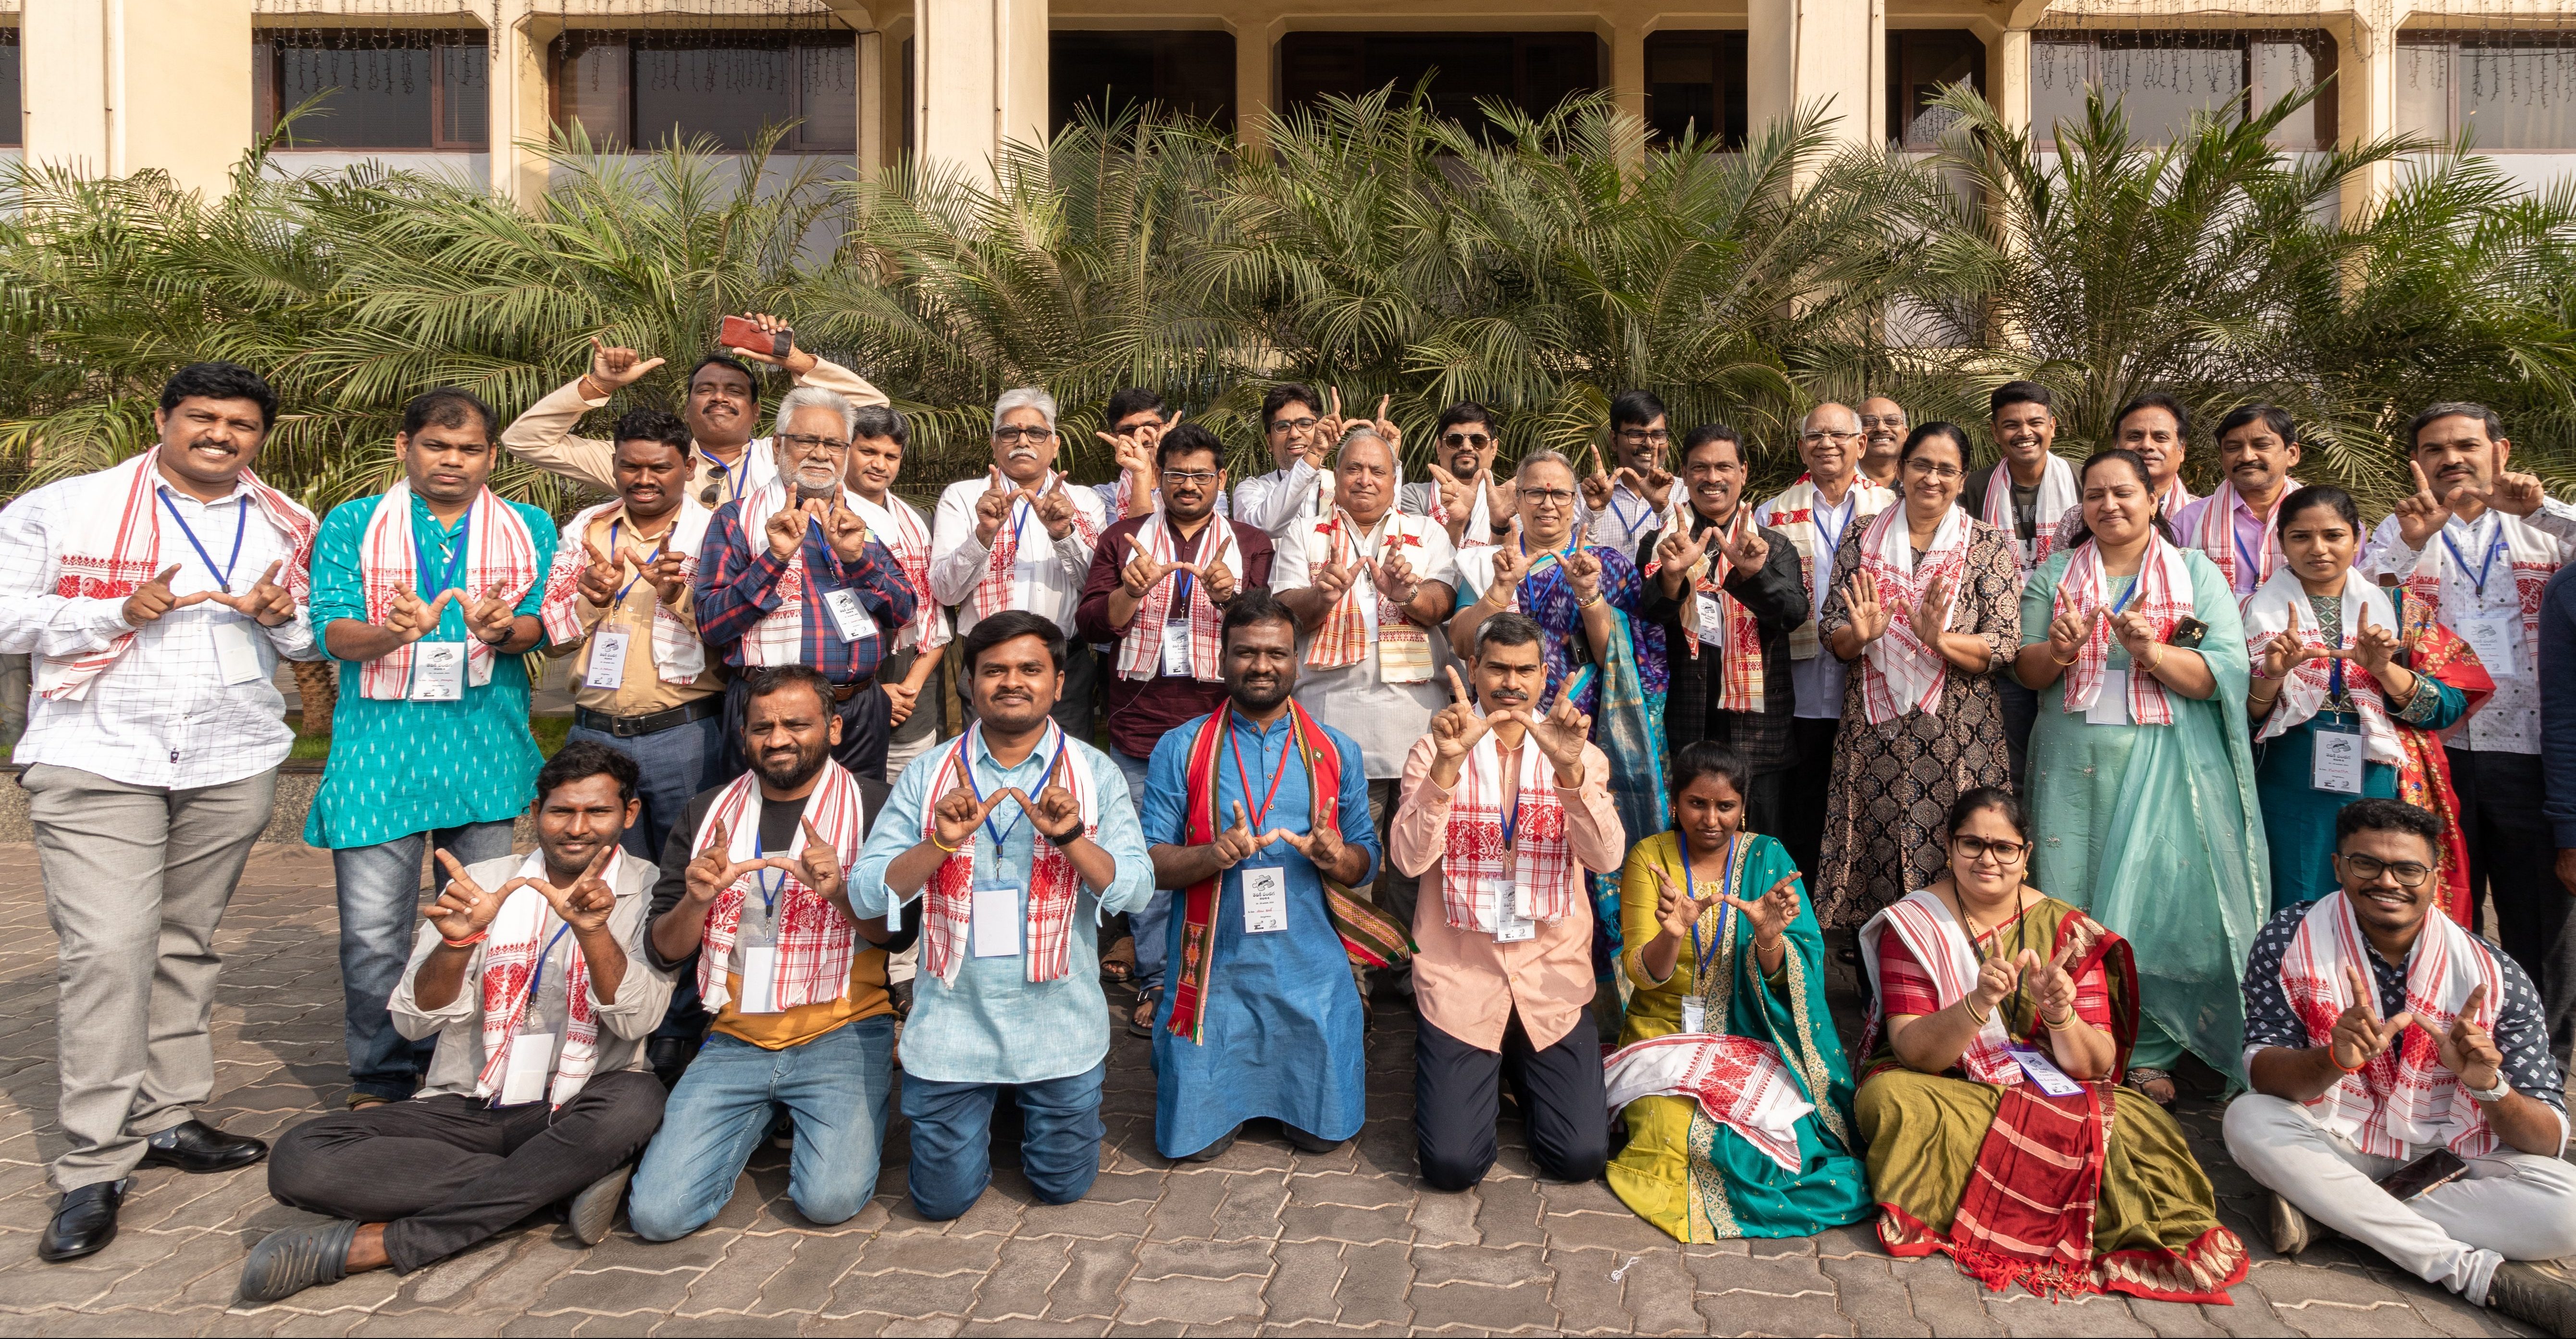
[1268,416,1319,433]
[2338,852,2433,887]
[1615,429,1670,446]
[994,426,1055,445]
[1951,835,2029,863]
[779,433,849,453]
[1522,487,1576,506]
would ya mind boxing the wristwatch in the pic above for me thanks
[2465,1074,2513,1104]
[1039,821,1085,847]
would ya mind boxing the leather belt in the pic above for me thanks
[574,696,723,739]
[831,675,878,703]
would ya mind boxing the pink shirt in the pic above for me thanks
[1389,734,1625,1052]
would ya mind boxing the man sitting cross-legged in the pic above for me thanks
[2227,797,2576,1332]
[628,664,914,1240]
[243,742,672,1303]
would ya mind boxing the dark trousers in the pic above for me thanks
[717,673,891,785]
[2450,748,2573,1061]
[1414,1011,1608,1192]
[1742,768,1790,844]
[1998,678,2039,792]
[267,1070,666,1274]
[1781,717,1841,882]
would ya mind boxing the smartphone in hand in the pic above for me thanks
[718,315,792,361]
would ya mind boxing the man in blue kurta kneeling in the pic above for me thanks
[1140,589,1382,1160]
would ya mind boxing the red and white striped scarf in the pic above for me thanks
[1304,508,1429,671]
[2196,481,2299,593]
[854,492,944,652]
[1979,454,2078,571]
[535,498,712,685]
[2051,534,2195,726]
[354,480,539,701]
[2156,475,2197,519]
[2281,890,2503,1159]
[972,470,1100,622]
[1757,473,1893,660]
[729,479,871,667]
[1427,472,1496,546]
[36,450,319,702]
[1113,514,1229,683]
[2242,569,2403,765]
[687,760,870,1014]
[2399,512,2557,685]
[1857,889,2022,1086]
[472,850,619,1108]
[1602,1033,1816,1173]
[917,722,1100,985]
[1440,727,1578,931]
[1853,504,1972,726]
[1646,504,1766,712]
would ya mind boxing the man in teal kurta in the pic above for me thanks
[307,389,558,1105]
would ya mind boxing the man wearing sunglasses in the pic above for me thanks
[1402,403,1516,548]
[2229,798,2576,1332]
[501,314,889,513]
[692,388,918,784]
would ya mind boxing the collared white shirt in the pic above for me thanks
[1233,461,1324,540]
[1582,478,1685,558]
[927,474,1106,638]
[2363,499,2576,755]
[1272,510,1462,779]
[1757,485,1861,721]
[0,473,319,789]
[851,491,947,654]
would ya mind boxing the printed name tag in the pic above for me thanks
[498,1031,556,1106]
[409,641,466,701]
[1376,597,1431,684]
[1680,996,1708,1035]
[2311,718,2365,795]
[1242,865,1288,934]
[737,945,782,1014]
[1162,619,1196,677]
[1486,876,1536,943]
[2458,614,2519,678]
[971,879,1022,958]
[2083,669,2132,726]
[583,626,631,689]
[2002,1042,2083,1097]
[1695,593,1727,649]
[211,619,264,686]
[821,587,876,644]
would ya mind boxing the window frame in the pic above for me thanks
[547,28,861,154]
[1887,28,1988,148]
[2397,33,2576,153]
[2030,29,2337,151]
[253,29,490,152]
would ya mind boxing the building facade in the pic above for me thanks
[3,0,2570,210]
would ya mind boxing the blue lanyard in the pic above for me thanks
[1813,492,1855,565]
[1685,835,1742,984]
[156,488,248,593]
[2232,524,2265,591]
[1520,533,1577,610]
[2110,576,2142,616]
[2441,525,2507,598]
[1607,487,1641,538]
[2328,651,2347,706]
[417,514,471,601]
[698,449,745,507]
[753,856,785,918]
[1497,743,1525,850]
[519,922,576,1018]
[964,729,1066,851]
[607,518,666,606]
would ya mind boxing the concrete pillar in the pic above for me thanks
[1609,19,1647,130]
[25,0,253,193]
[916,0,1049,185]
[1990,27,2032,134]
[495,2,553,203]
[859,28,886,178]
[1747,0,1883,150]
[2339,2,2403,221]
[1233,13,1273,154]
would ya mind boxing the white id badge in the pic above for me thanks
[1242,865,1288,934]
[2311,719,2365,795]
[498,1032,556,1106]
[2459,614,2519,677]
[2002,1042,2084,1097]
[971,879,1022,958]
[821,587,876,644]
[1694,593,1728,649]
[1161,619,1195,677]
[409,641,466,701]
[210,619,264,686]
[1680,996,1707,1034]
[583,627,632,689]
[2083,670,2132,726]
[1486,877,1536,943]
[737,946,782,1014]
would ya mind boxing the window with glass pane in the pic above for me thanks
[2463,41,2576,150]
[257,31,488,149]
[1889,30,1985,146]
[2033,32,2334,148]
[1051,30,1236,134]
[1644,31,1748,147]
[552,31,858,153]
[0,30,19,148]
[1279,31,1602,132]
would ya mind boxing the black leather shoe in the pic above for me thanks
[236,1218,357,1305]
[38,1181,124,1262]
[138,1119,268,1174]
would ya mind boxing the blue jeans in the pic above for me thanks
[1111,749,1172,993]
[627,1016,896,1239]
[900,1061,1106,1221]
[333,821,514,1102]
[568,713,723,860]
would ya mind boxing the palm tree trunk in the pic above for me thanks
[292,659,336,735]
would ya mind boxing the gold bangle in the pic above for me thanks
[2043,1008,2076,1030]
[1964,998,1992,1026]
[929,833,961,855]
[2146,644,2167,675]
[2049,649,2078,666]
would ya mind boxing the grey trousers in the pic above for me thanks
[25,762,276,1192]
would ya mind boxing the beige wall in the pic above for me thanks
[24,0,254,195]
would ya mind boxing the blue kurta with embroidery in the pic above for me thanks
[1139,709,1381,1158]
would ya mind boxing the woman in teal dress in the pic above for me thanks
[2242,485,2468,911]
[1606,743,1872,1241]
[2014,448,2266,1106]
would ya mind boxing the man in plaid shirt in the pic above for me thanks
[693,388,916,782]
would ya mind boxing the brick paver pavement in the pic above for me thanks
[0,843,2544,1336]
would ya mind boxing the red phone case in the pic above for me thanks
[718,316,788,359]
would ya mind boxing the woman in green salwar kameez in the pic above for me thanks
[1605,744,1873,1242]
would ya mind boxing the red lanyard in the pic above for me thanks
[1228,713,1298,831]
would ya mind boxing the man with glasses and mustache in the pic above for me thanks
[501,314,889,510]
[1577,390,1684,557]
[2228,798,2576,1331]
[1405,403,1517,549]
[1857,396,1909,490]
[692,388,917,783]
[1753,402,1894,879]
[929,388,1109,738]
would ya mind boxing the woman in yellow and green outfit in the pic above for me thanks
[1605,743,1873,1241]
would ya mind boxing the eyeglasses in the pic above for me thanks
[2338,852,2433,888]
[993,426,1055,445]
[1163,468,1221,484]
[1615,429,1670,446]
[1801,430,1860,444]
[1442,432,1494,450]
[1951,835,2029,863]
[1858,414,1907,430]
[1903,461,1965,480]
[1522,488,1576,506]
[1268,417,1319,433]
[779,433,849,453]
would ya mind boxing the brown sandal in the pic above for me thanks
[1128,991,1160,1039]
[1101,935,1136,985]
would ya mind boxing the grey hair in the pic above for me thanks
[1335,425,1404,490]
[775,386,858,440]
[1513,448,1577,483]
[992,387,1059,432]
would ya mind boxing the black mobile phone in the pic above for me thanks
[2376,1147,2470,1201]
[2167,617,2208,650]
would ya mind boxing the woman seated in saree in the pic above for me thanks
[1604,743,1872,1242]
[1854,787,2249,1303]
